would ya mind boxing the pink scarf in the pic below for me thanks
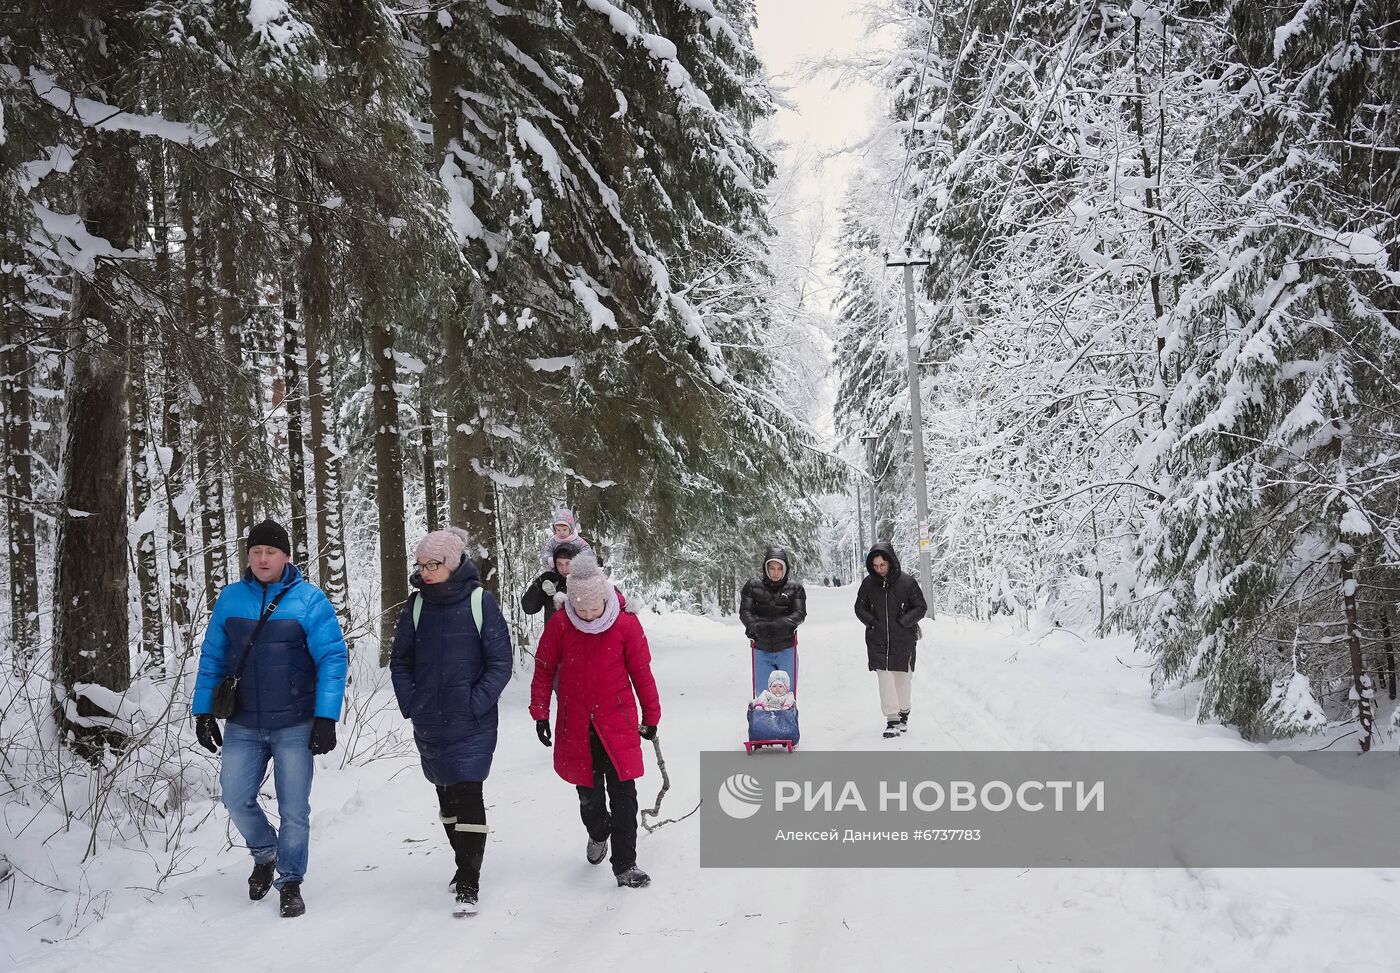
[564,590,621,634]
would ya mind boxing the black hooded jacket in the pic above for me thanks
[521,542,579,623]
[740,546,807,652]
[854,542,927,671]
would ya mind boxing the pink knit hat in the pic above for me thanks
[415,527,469,569]
[565,552,611,611]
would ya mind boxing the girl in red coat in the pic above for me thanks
[529,552,661,888]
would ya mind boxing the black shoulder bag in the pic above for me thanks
[210,582,300,719]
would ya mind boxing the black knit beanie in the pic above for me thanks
[247,519,291,557]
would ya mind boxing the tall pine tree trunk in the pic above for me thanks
[53,123,138,759]
[276,163,310,567]
[218,187,255,546]
[192,209,228,610]
[420,372,440,533]
[2,265,40,667]
[1383,611,1396,702]
[129,272,165,676]
[162,165,191,642]
[370,318,408,664]
[301,207,352,637]
[1132,12,1169,422]
[1341,554,1373,752]
[428,31,496,591]
[281,279,310,567]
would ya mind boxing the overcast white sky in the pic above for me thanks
[751,1,883,445]
[751,0,882,242]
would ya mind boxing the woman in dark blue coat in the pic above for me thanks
[390,527,513,915]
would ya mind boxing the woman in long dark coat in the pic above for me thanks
[391,527,513,915]
[854,542,927,738]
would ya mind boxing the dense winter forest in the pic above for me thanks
[833,0,1399,747]
[2,0,840,748]
[0,0,1397,936]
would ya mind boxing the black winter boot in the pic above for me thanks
[898,710,910,733]
[279,882,305,918]
[452,879,479,917]
[248,860,275,901]
[615,866,651,888]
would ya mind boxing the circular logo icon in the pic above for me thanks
[717,773,764,819]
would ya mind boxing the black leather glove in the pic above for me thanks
[195,714,222,753]
[536,719,552,747]
[309,717,337,755]
[639,724,658,741]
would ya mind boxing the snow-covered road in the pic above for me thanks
[10,586,1396,971]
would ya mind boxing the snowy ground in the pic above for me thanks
[6,585,1397,971]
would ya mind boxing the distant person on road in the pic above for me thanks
[854,542,927,739]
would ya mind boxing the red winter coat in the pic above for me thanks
[528,601,662,787]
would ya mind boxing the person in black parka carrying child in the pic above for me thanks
[854,542,927,739]
[521,541,580,624]
[391,527,513,916]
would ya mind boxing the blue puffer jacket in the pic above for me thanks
[390,557,513,785]
[192,565,349,729]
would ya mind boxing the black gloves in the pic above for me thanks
[195,714,222,753]
[536,719,552,747]
[309,716,337,755]
[639,724,658,741]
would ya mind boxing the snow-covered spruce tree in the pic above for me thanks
[831,190,911,547]
[419,0,834,589]
[839,0,1222,623]
[1139,1,1400,745]
[14,1,146,756]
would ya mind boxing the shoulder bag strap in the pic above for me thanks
[231,580,301,681]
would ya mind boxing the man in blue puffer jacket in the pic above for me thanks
[192,520,348,918]
[391,527,513,916]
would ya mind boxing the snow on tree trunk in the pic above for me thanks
[193,213,228,611]
[428,30,497,592]
[1340,554,1374,752]
[300,207,352,638]
[1384,612,1397,703]
[275,164,310,569]
[161,161,191,644]
[53,125,138,760]
[2,265,40,666]
[129,178,164,676]
[217,190,255,548]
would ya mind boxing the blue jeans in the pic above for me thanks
[753,645,796,697]
[220,720,315,890]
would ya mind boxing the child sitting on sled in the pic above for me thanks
[752,670,795,711]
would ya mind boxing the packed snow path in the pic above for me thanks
[11,586,1397,971]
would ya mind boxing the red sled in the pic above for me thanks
[744,637,799,754]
